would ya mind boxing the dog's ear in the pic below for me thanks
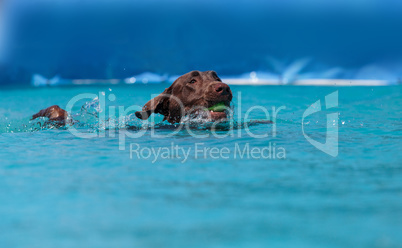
[135,87,172,120]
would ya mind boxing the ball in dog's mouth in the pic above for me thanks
[207,102,230,121]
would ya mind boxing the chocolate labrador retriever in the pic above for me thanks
[135,70,232,123]
[31,70,233,125]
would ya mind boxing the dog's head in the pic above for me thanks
[135,70,232,123]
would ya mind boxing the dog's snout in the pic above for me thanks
[214,83,230,95]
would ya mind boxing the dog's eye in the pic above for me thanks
[189,79,196,84]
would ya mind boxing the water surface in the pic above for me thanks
[0,85,401,248]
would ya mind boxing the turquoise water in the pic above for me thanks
[0,85,401,247]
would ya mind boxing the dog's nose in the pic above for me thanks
[214,83,230,95]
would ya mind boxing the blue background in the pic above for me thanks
[1,0,402,84]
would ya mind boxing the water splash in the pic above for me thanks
[0,100,277,135]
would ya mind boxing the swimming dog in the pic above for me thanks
[31,70,233,125]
